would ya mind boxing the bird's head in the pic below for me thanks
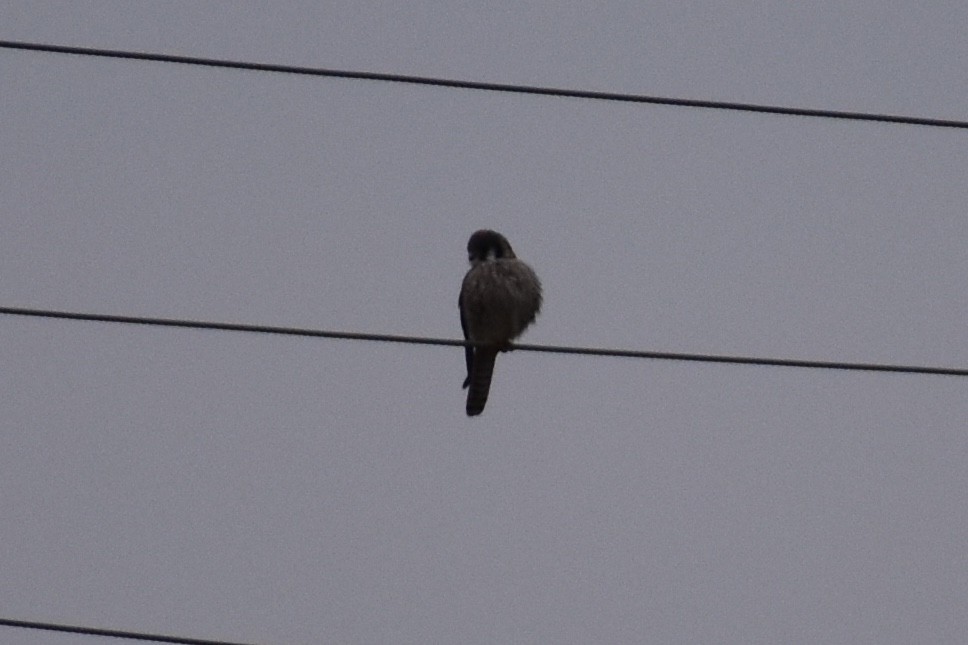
[467,229,516,265]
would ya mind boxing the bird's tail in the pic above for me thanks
[465,349,498,416]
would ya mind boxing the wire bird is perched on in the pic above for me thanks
[458,230,542,416]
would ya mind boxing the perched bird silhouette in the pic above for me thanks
[458,230,542,416]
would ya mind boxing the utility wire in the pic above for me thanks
[2,306,966,377]
[0,617,259,645]
[2,40,966,129]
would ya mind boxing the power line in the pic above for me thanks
[2,306,966,377]
[2,39,966,130]
[0,617,259,645]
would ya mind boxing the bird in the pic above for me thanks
[458,230,542,416]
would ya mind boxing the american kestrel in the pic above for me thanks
[458,230,542,416]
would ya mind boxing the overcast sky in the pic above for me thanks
[2,3,967,644]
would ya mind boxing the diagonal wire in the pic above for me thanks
[2,306,966,377]
[1,40,966,129]
[0,617,259,645]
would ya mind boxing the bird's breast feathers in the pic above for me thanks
[461,259,541,343]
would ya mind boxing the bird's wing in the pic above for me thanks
[458,290,473,388]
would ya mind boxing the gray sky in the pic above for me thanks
[2,2,967,644]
